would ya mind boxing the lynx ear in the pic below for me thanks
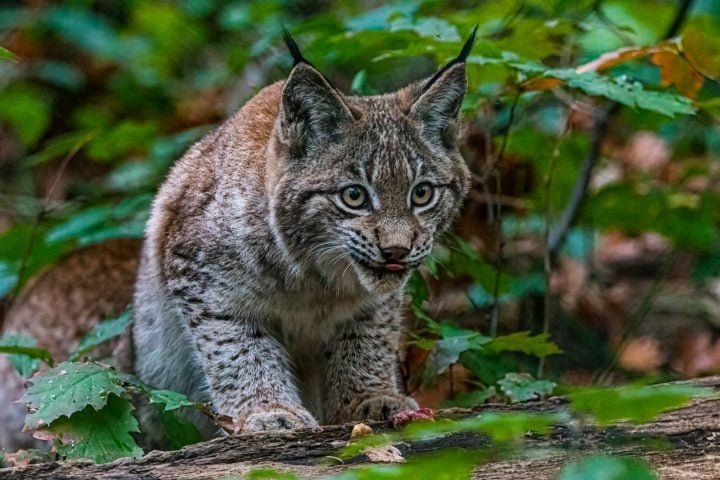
[410,26,477,149]
[279,30,356,157]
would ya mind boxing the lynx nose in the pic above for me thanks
[381,246,410,263]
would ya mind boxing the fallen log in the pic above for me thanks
[3,376,720,479]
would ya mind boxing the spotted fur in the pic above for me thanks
[132,33,472,446]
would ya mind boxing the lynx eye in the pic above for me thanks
[411,183,434,207]
[340,185,368,209]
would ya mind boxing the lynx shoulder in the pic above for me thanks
[131,29,475,444]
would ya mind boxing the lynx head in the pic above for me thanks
[269,29,474,295]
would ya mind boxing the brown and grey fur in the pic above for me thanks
[132,33,472,444]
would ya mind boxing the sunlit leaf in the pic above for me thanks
[0,46,17,61]
[567,384,713,426]
[487,332,561,358]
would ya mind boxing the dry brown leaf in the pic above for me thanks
[618,337,665,372]
[650,50,704,98]
[672,332,720,377]
[576,45,657,74]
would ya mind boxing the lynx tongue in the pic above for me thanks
[384,263,405,272]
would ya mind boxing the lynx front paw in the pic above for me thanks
[239,403,318,433]
[351,393,418,422]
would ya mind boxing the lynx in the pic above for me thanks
[130,29,473,444]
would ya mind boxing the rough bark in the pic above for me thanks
[3,376,720,479]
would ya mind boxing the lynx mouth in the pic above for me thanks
[353,257,411,279]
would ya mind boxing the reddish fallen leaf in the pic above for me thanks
[392,407,434,429]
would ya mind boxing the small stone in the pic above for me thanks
[350,422,373,439]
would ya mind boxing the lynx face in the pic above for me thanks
[270,55,470,294]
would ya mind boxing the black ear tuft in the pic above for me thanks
[282,26,312,67]
[457,24,477,63]
[423,25,477,93]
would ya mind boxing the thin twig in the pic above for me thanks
[546,102,616,259]
[594,252,677,385]
[486,91,522,337]
[8,133,91,306]
[664,0,695,39]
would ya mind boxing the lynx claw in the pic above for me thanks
[351,394,418,422]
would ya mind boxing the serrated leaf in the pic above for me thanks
[559,455,658,480]
[71,309,132,361]
[25,362,124,429]
[38,394,142,463]
[497,373,556,403]
[425,323,491,375]
[545,69,696,117]
[567,384,712,426]
[0,334,48,377]
[146,388,199,411]
[487,331,562,358]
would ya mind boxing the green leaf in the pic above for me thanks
[0,46,17,61]
[146,388,199,411]
[328,449,479,480]
[544,70,696,117]
[39,394,143,463]
[497,373,556,403]
[0,223,75,297]
[86,121,158,162]
[24,129,98,167]
[567,384,713,426]
[487,332,562,358]
[440,387,496,408]
[559,455,658,480]
[401,412,557,443]
[25,362,125,429]
[158,409,203,450]
[246,468,299,480]
[0,334,50,377]
[425,323,491,375]
[71,309,132,361]
[0,85,52,147]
